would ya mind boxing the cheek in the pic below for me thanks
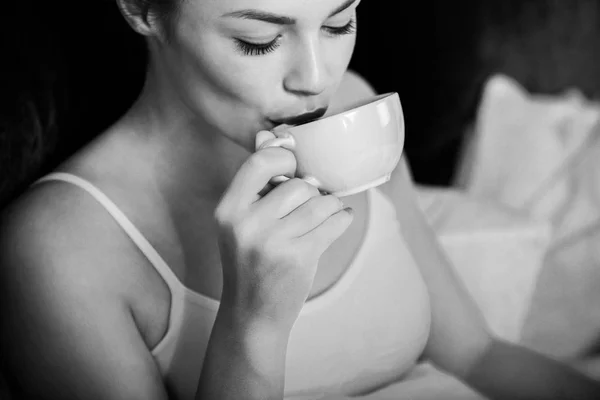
[334,35,356,71]
[177,34,279,111]
[321,36,356,94]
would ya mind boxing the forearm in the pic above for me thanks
[197,307,291,400]
[464,338,600,400]
[393,180,491,376]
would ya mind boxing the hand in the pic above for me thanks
[389,158,493,378]
[214,131,354,333]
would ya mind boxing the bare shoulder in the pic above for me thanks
[0,181,144,296]
[0,180,151,325]
[0,181,139,341]
[341,69,378,97]
[0,183,167,399]
[330,69,378,112]
[379,155,416,203]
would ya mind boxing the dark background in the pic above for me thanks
[3,0,600,208]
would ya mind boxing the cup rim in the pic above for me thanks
[286,92,398,129]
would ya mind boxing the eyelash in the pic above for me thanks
[235,18,357,57]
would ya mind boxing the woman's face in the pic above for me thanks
[151,0,360,150]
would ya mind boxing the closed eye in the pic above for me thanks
[235,18,357,56]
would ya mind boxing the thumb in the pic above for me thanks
[255,130,277,151]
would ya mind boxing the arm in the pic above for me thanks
[198,134,354,399]
[387,159,491,377]
[0,194,169,400]
[386,159,600,399]
[1,182,301,400]
[465,338,600,400]
[198,69,379,400]
[197,305,291,400]
[198,72,379,399]
[573,356,600,380]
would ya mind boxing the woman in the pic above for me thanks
[1,0,598,399]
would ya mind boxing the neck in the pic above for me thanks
[117,62,250,204]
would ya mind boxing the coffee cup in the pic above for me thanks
[257,92,404,197]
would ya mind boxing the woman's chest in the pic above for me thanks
[139,189,431,398]
[159,189,431,397]
[283,191,432,395]
[166,191,372,301]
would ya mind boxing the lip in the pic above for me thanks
[270,107,328,127]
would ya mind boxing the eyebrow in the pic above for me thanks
[222,0,357,25]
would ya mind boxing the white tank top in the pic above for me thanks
[35,172,431,399]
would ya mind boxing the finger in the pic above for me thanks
[256,182,277,198]
[278,194,347,237]
[253,178,321,219]
[297,206,354,255]
[255,130,276,151]
[221,146,297,211]
[256,129,295,151]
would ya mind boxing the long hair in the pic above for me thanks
[0,2,65,208]
[0,1,148,208]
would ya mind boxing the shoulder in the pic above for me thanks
[331,69,378,112]
[0,183,168,399]
[0,180,144,306]
[340,69,377,98]
[378,156,417,204]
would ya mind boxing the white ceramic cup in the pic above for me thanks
[256,92,404,197]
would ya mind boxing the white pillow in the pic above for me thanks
[451,73,600,358]
[417,186,552,343]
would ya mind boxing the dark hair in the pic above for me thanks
[0,2,65,209]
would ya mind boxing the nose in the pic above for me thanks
[283,37,328,96]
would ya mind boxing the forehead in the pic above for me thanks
[187,0,356,21]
